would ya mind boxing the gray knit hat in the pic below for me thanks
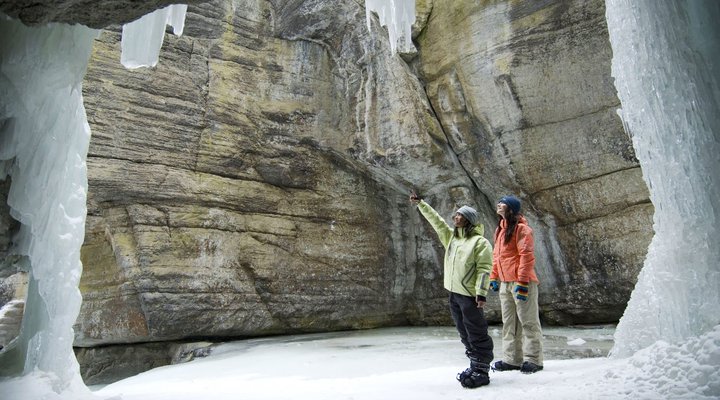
[456,205,479,225]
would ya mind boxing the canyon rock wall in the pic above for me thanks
[411,0,653,323]
[0,0,653,384]
[77,0,466,348]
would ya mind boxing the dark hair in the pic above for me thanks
[495,211,519,244]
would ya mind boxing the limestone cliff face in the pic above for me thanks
[411,0,653,323]
[77,0,467,348]
[0,0,652,356]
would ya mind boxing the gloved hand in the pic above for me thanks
[476,295,486,309]
[514,282,529,301]
[489,280,499,292]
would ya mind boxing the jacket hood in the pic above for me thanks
[471,224,485,236]
[456,223,484,238]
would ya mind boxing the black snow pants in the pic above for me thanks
[449,291,494,363]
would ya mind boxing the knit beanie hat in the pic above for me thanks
[499,196,521,214]
[456,205,479,226]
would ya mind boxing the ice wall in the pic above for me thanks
[0,5,187,398]
[0,14,97,395]
[365,0,415,53]
[605,0,720,356]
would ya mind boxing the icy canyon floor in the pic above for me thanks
[86,325,628,400]
[82,324,718,400]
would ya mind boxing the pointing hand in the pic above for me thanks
[409,190,422,204]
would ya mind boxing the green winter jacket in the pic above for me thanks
[417,200,493,298]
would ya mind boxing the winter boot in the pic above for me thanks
[457,367,473,382]
[520,361,543,374]
[457,359,490,388]
[491,360,521,371]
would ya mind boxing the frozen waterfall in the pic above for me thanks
[0,6,187,398]
[0,16,97,395]
[605,0,720,357]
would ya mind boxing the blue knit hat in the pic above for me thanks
[455,205,479,225]
[499,196,521,214]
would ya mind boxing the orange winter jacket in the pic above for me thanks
[490,216,539,284]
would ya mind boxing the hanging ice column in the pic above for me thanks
[0,17,98,394]
[0,5,187,398]
[121,4,188,69]
[365,0,415,53]
[605,0,720,356]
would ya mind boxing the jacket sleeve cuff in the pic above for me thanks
[476,286,489,297]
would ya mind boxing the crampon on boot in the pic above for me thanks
[457,367,472,381]
[456,359,490,388]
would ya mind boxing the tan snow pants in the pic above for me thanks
[499,281,544,366]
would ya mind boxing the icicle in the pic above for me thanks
[120,4,188,69]
[365,0,416,53]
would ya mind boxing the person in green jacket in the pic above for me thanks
[410,191,494,388]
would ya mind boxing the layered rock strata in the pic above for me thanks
[77,0,465,348]
[411,0,653,323]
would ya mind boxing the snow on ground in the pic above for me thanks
[2,325,716,399]
[86,326,630,400]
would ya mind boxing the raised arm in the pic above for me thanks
[411,192,453,248]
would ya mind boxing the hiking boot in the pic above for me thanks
[458,370,489,388]
[456,367,472,382]
[491,360,521,371]
[520,361,543,374]
[458,359,490,388]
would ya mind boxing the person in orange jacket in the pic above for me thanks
[489,195,544,374]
